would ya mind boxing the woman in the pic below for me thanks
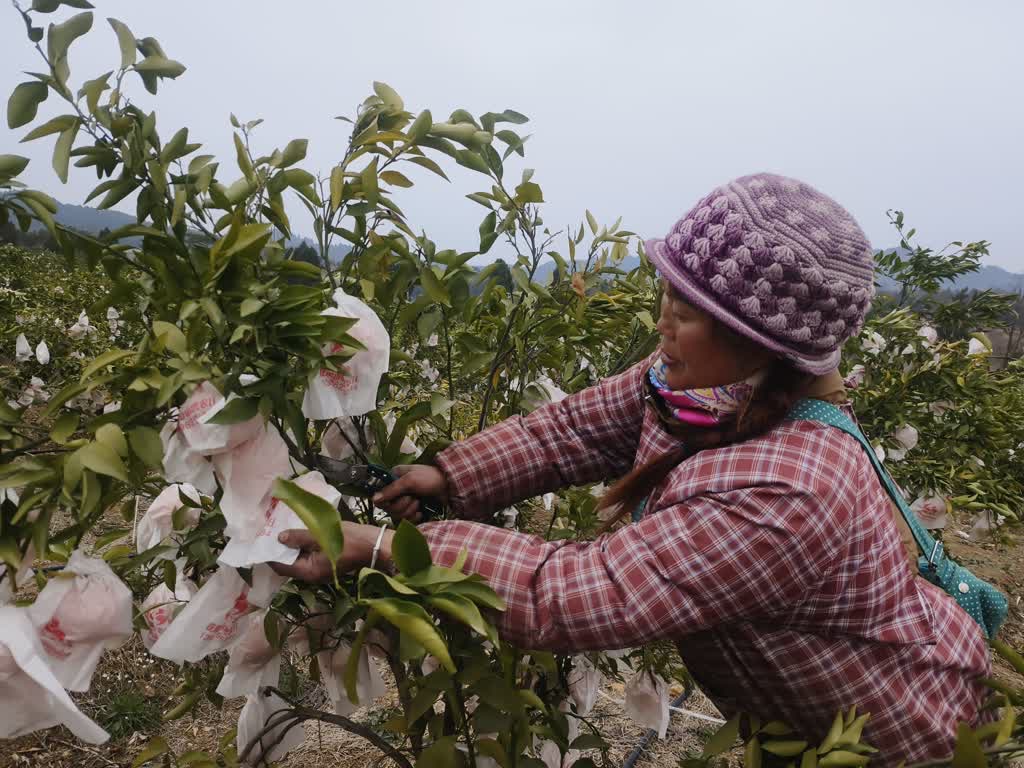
[274,173,991,766]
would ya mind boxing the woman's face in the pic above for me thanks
[655,281,773,390]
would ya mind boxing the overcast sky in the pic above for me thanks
[2,1,1023,270]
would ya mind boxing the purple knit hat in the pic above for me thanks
[645,173,875,375]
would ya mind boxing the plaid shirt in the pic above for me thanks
[425,357,991,766]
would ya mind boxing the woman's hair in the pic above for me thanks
[596,355,812,532]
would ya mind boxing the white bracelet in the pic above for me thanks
[369,524,389,570]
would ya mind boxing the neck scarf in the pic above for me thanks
[647,357,764,427]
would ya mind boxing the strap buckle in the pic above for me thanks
[926,540,943,570]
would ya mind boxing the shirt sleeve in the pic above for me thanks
[419,477,850,652]
[433,356,650,521]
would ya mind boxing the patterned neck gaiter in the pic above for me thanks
[647,357,764,427]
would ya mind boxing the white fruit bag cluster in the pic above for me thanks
[136,483,202,554]
[140,563,198,650]
[237,688,306,766]
[219,470,339,569]
[216,610,281,699]
[319,638,387,715]
[149,566,253,664]
[0,606,109,743]
[27,550,134,692]
[567,655,601,715]
[302,288,390,420]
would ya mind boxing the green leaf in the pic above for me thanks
[271,477,343,581]
[33,0,94,11]
[107,18,136,69]
[363,598,455,673]
[407,155,449,181]
[0,154,30,178]
[205,397,258,425]
[96,423,128,456]
[818,751,869,768]
[391,520,432,576]
[239,297,264,317]
[762,741,809,758]
[358,567,419,597]
[514,181,544,204]
[7,81,49,129]
[152,321,187,355]
[950,723,986,768]
[702,714,741,757]
[373,81,403,113]
[415,736,461,768]
[277,138,308,168]
[380,170,413,188]
[94,527,130,551]
[585,210,598,235]
[50,412,79,444]
[430,393,455,416]
[427,593,493,641]
[52,122,78,183]
[511,265,534,294]
[80,348,133,381]
[439,580,506,611]
[129,427,164,471]
[407,109,432,142]
[78,441,129,482]
[135,55,186,78]
[360,157,379,205]
[131,736,169,768]
[47,12,94,83]
[419,266,450,307]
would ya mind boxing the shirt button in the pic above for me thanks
[958,582,970,594]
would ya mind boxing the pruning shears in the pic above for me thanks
[316,456,443,522]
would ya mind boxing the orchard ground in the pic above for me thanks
[0,492,1022,768]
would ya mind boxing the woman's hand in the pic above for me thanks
[269,523,393,584]
[372,464,449,523]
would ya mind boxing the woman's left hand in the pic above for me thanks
[269,523,392,584]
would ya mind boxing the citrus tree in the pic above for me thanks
[4,3,1024,768]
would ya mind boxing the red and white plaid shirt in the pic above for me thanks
[425,356,991,766]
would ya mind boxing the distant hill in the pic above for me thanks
[20,203,1024,294]
[535,253,1024,296]
[30,200,350,264]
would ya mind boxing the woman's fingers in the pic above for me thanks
[373,469,417,505]
[269,554,321,581]
[392,495,421,523]
[277,529,318,552]
[270,529,329,581]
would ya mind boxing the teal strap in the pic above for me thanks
[785,399,939,562]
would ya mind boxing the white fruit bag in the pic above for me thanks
[160,419,217,495]
[567,655,601,716]
[0,605,108,743]
[219,470,340,568]
[213,422,296,542]
[179,381,263,456]
[27,550,133,692]
[140,565,198,650]
[248,563,289,608]
[238,689,305,765]
[302,288,390,419]
[911,494,949,530]
[136,483,202,554]
[319,640,387,715]
[624,670,670,738]
[216,610,281,699]
[149,566,251,664]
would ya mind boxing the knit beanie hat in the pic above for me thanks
[645,173,875,375]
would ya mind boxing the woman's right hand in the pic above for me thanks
[372,464,449,523]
